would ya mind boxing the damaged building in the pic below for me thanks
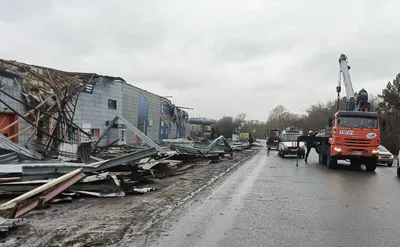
[0,60,243,235]
[0,59,189,154]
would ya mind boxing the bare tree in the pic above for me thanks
[215,116,235,138]
[377,74,400,153]
[215,113,269,139]
[267,105,288,129]
[234,113,246,124]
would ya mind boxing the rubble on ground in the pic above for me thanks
[0,114,259,237]
[2,148,259,247]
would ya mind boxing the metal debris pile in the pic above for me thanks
[0,115,237,234]
[0,59,114,156]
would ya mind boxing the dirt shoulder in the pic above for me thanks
[1,148,260,247]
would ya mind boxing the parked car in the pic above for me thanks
[378,145,394,166]
[231,140,250,151]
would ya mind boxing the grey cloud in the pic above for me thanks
[129,72,212,91]
[212,36,295,63]
[0,1,53,23]
[1,0,400,120]
[251,82,296,93]
[298,45,400,91]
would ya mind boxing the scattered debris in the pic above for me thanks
[131,187,156,194]
[0,110,254,237]
[0,145,237,231]
[0,168,85,218]
[0,218,24,234]
[1,147,259,246]
[0,134,43,161]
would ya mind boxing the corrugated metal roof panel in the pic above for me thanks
[0,134,43,160]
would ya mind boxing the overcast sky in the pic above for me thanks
[1,0,399,121]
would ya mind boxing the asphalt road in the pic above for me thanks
[150,147,400,247]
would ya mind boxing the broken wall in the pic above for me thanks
[186,122,193,138]
[140,89,162,141]
[0,73,30,144]
[159,98,188,140]
[122,84,161,143]
[169,118,187,139]
[121,84,139,144]
[74,77,123,146]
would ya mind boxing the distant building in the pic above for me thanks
[187,118,216,139]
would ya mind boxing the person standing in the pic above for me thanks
[305,130,318,163]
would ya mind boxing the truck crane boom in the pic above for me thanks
[337,54,356,111]
[337,54,370,111]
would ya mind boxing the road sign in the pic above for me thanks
[240,133,249,139]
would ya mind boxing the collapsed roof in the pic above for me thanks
[0,59,124,156]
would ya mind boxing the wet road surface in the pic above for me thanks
[150,148,400,247]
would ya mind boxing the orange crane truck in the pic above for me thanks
[296,54,385,171]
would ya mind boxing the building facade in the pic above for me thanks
[73,79,189,145]
[73,76,124,146]
[122,84,164,143]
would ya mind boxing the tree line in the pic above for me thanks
[214,73,400,154]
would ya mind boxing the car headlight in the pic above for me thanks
[390,154,394,159]
[372,149,379,154]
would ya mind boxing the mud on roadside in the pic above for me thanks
[1,148,260,247]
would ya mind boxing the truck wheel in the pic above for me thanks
[318,152,327,165]
[365,158,377,172]
[327,156,337,169]
[327,150,337,169]
[388,162,393,167]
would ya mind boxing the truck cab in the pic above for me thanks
[266,129,281,150]
[320,110,381,170]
